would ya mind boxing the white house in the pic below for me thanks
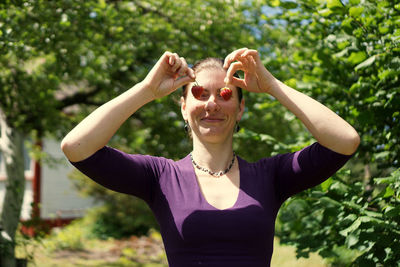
[0,138,96,228]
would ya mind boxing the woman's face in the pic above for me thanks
[181,68,245,144]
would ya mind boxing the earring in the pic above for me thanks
[235,122,241,133]
[184,120,190,133]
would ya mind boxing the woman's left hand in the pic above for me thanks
[223,48,275,94]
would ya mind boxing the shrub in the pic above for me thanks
[277,168,400,266]
[44,219,87,252]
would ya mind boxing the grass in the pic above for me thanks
[15,220,327,267]
[271,238,328,267]
[18,237,327,267]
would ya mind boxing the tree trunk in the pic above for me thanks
[0,109,25,267]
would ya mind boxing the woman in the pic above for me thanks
[61,48,360,266]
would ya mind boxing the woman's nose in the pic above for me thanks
[205,94,220,111]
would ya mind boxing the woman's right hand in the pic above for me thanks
[143,51,195,99]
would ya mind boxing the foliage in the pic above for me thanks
[251,0,400,265]
[43,219,87,252]
[255,0,400,168]
[0,0,257,140]
[19,219,168,266]
[3,0,400,265]
[278,168,400,266]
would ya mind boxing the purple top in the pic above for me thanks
[71,142,352,266]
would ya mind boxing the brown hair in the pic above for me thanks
[182,58,243,102]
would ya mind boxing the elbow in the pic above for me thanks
[60,137,68,152]
[60,137,77,161]
[345,130,360,155]
[60,137,71,157]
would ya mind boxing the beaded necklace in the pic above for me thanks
[190,152,236,178]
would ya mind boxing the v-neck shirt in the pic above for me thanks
[70,142,353,266]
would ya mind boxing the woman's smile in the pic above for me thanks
[201,116,225,123]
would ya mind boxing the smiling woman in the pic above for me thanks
[182,68,244,145]
[61,48,359,266]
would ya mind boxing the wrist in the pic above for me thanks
[259,68,279,95]
[131,81,157,103]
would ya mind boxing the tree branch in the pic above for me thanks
[56,86,102,110]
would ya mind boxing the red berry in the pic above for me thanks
[191,85,204,99]
[220,87,232,101]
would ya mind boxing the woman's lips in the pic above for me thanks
[201,117,224,122]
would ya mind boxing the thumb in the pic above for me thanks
[174,75,195,89]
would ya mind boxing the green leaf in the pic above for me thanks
[379,25,389,34]
[374,151,390,160]
[281,1,297,9]
[384,206,400,218]
[327,0,343,9]
[340,217,361,236]
[319,196,341,207]
[345,232,359,247]
[318,8,333,17]
[383,186,395,198]
[331,181,350,195]
[349,6,364,17]
[374,169,400,184]
[378,69,397,80]
[363,210,382,218]
[321,178,333,192]
[348,51,367,65]
[270,0,280,7]
[355,55,376,70]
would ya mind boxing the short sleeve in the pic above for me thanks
[70,146,166,204]
[274,142,353,203]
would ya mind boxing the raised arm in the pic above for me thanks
[61,52,195,162]
[224,48,360,155]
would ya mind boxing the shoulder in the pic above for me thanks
[238,154,279,170]
[237,155,279,179]
[71,146,179,171]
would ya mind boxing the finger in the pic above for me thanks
[188,67,196,79]
[175,75,195,89]
[224,61,244,84]
[248,55,257,67]
[240,56,257,71]
[238,56,249,67]
[223,47,248,69]
[171,53,182,72]
[164,51,174,65]
[177,57,188,77]
[241,49,262,64]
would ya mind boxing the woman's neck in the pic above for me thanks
[191,138,235,173]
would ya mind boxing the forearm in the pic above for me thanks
[268,77,360,155]
[61,81,154,162]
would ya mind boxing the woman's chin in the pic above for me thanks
[196,127,232,143]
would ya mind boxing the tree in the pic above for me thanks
[250,0,400,265]
[0,0,260,265]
